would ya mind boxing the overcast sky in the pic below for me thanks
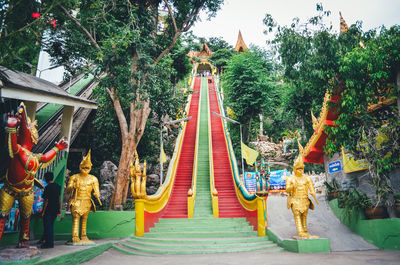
[191,0,400,49]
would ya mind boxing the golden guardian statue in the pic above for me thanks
[67,150,101,244]
[286,141,319,239]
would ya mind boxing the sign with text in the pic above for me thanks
[328,161,342,173]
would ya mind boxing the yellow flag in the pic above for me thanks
[241,142,259,166]
[160,142,167,164]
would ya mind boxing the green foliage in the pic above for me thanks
[324,178,341,193]
[325,26,400,207]
[341,189,373,221]
[41,0,223,178]
[265,3,400,209]
[222,47,277,142]
[206,36,233,51]
[209,48,233,73]
[0,0,59,73]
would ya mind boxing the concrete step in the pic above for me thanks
[114,238,283,255]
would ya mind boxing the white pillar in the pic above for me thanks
[61,105,74,151]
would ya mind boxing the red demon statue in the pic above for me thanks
[0,102,68,247]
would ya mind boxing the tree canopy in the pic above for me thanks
[264,4,400,215]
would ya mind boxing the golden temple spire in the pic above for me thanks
[339,12,349,33]
[234,30,248,52]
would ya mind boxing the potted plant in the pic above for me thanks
[341,189,367,220]
[340,189,387,220]
[324,178,340,201]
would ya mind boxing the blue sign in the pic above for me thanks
[244,172,259,193]
[328,161,342,173]
[269,169,288,191]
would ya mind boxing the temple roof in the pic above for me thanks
[188,43,213,59]
[234,31,248,52]
[339,12,349,33]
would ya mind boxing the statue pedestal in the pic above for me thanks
[267,228,330,253]
[282,237,330,253]
[0,246,41,263]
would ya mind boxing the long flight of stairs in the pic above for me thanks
[194,77,213,217]
[162,77,201,218]
[208,77,245,217]
[113,77,283,255]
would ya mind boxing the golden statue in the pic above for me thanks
[286,141,319,239]
[67,150,101,244]
[130,151,147,199]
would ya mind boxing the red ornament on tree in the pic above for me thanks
[50,19,57,28]
[32,12,40,18]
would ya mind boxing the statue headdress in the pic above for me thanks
[27,117,39,144]
[80,149,92,169]
[293,140,304,171]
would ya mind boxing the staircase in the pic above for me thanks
[113,218,282,255]
[194,77,213,217]
[114,78,284,255]
[208,77,245,217]
[162,77,201,218]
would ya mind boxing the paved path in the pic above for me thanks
[266,193,378,251]
[83,248,400,265]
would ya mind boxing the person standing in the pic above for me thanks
[41,172,61,248]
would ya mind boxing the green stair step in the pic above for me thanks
[144,231,258,238]
[118,241,281,255]
[126,239,275,249]
[193,77,212,218]
[130,236,271,244]
[157,217,248,224]
[150,225,254,232]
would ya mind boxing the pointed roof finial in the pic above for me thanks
[234,30,248,52]
[339,12,349,33]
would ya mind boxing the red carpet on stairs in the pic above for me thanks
[162,77,201,218]
[208,77,246,218]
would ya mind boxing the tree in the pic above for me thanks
[325,25,400,217]
[206,36,232,51]
[45,0,223,209]
[209,48,233,74]
[263,6,339,141]
[265,4,400,216]
[0,0,59,74]
[222,46,276,142]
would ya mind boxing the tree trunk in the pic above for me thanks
[110,142,133,209]
[112,99,151,209]
[122,179,130,204]
[259,113,263,136]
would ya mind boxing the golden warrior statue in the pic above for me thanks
[286,141,319,239]
[67,150,101,244]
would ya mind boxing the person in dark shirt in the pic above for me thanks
[41,172,61,248]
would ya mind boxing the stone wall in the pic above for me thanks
[323,153,400,200]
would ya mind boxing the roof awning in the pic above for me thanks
[0,66,97,109]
